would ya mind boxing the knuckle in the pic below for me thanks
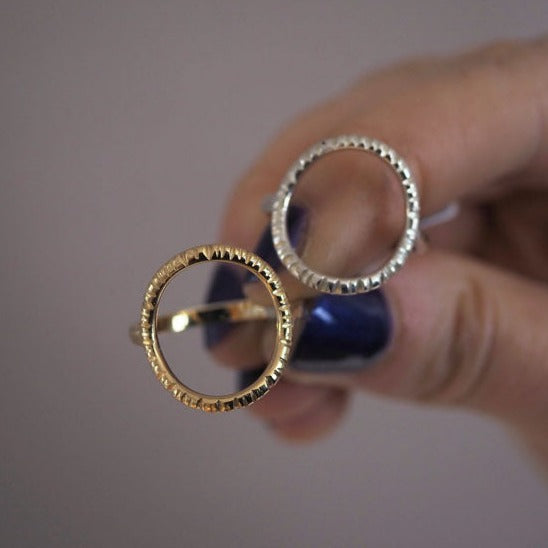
[449,275,497,404]
[420,274,497,405]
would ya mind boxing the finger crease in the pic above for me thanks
[420,275,498,406]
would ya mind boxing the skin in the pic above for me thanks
[211,37,548,473]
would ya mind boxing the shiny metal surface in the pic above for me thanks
[271,136,420,294]
[139,245,293,412]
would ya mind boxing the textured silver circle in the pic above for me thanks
[271,135,420,295]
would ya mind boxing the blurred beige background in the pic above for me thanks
[2,2,548,547]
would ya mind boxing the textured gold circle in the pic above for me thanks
[140,244,293,412]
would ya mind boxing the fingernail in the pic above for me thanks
[203,263,244,349]
[237,366,265,391]
[291,290,392,373]
[244,205,308,283]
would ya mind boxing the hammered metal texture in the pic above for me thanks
[271,135,420,295]
[140,244,293,412]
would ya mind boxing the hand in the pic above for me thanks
[205,37,548,471]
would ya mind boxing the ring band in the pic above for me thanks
[130,299,277,345]
[139,244,293,412]
[271,135,420,295]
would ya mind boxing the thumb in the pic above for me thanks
[288,250,548,431]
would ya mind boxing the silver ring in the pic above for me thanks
[270,135,420,295]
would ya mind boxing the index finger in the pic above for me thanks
[220,37,548,250]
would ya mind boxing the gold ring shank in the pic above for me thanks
[129,299,276,345]
[138,244,294,413]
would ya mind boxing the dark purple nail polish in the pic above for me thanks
[291,290,392,373]
[244,205,308,283]
[203,263,245,349]
[236,366,265,391]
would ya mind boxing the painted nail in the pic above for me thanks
[236,366,265,391]
[290,290,392,373]
[244,205,308,283]
[203,263,245,349]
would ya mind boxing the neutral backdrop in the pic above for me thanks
[2,2,548,547]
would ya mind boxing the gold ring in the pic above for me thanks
[138,244,293,412]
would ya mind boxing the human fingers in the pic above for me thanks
[221,36,548,260]
[247,379,349,443]
[240,37,548,305]
[213,37,548,316]
[206,38,548,440]
[347,251,548,432]
[254,250,548,441]
[204,54,453,367]
[270,389,349,443]
[218,54,450,250]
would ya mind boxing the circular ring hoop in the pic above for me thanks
[271,135,420,295]
[140,244,293,412]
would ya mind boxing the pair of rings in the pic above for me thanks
[131,136,421,412]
